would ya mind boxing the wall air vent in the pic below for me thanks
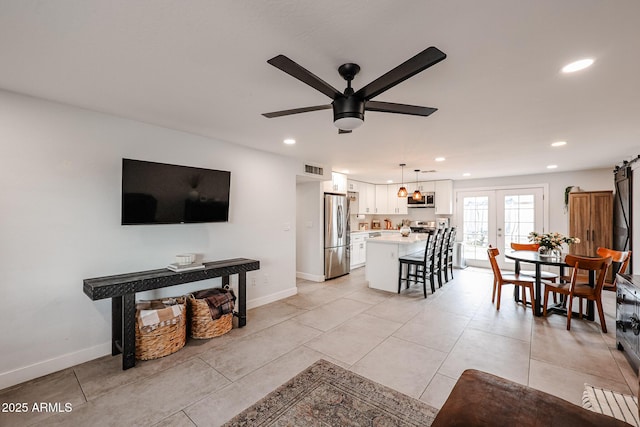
[304,164,324,176]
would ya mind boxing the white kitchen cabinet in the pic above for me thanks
[347,180,359,192]
[364,183,376,214]
[350,233,367,268]
[387,185,408,214]
[356,182,375,214]
[375,184,389,214]
[323,172,348,194]
[356,186,367,215]
[374,184,408,214]
[434,179,453,215]
[417,181,435,192]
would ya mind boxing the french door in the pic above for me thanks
[457,187,545,268]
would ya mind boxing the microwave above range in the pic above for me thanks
[407,192,435,208]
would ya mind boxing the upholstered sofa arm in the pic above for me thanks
[431,369,632,427]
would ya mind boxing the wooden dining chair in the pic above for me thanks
[560,248,630,288]
[487,247,537,314]
[597,248,631,292]
[560,248,631,316]
[543,254,612,333]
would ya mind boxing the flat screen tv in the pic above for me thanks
[121,159,231,225]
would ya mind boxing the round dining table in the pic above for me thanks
[504,250,595,319]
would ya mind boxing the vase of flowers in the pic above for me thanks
[399,219,411,237]
[528,231,580,257]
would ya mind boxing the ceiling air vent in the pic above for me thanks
[304,164,324,176]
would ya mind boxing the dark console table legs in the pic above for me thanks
[85,258,260,370]
[238,272,247,327]
[111,293,138,370]
[111,296,122,356]
[122,293,136,370]
[223,274,246,327]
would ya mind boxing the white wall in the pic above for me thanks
[0,90,298,389]
[453,169,614,235]
[296,181,324,281]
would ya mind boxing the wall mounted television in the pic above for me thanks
[121,158,231,225]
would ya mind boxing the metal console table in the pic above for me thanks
[83,258,260,370]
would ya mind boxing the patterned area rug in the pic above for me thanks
[223,359,439,426]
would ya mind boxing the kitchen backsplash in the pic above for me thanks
[350,210,449,231]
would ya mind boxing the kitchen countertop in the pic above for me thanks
[351,230,400,235]
[367,233,430,245]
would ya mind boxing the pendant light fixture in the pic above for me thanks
[412,169,423,201]
[397,163,408,197]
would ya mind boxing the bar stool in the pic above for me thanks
[443,227,456,282]
[431,229,445,289]
[398,233,433,298]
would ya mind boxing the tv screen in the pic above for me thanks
[121,159,231,225]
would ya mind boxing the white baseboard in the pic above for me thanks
[0,288,298,391]
[296,271,325,282]
[0,342,111,391]
[246,286,298,310]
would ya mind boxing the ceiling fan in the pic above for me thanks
[262,46,446,133]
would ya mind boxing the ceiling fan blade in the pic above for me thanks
[267,55,342,100]
[354,46,446,101]
[262,104,331,118]
[365,101,437,117]
[338,129,352,134]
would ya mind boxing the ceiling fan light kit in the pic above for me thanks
[332,96,364,130]
[263,46,446,133]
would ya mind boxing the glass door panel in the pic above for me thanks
[457,187,544,268]
[497,188,543,267]
[459,191,495,267]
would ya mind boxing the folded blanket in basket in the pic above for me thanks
[137,300,184,333]
[192,288,236,320]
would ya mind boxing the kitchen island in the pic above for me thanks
[365,233,431,293]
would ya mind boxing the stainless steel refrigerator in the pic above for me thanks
[324,193,350,280]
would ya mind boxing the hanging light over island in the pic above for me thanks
[412,169,422,201]
[397,163,408,197]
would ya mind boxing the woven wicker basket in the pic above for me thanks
[188,292,234,339]
[135,297,186,360]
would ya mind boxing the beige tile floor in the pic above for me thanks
[1,266,637,426]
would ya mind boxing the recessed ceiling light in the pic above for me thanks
[386,179,393,184]
[283,138,296,145]
[562,58,594,73]
[547,165,558,169]
[551,141,567,147]
[435,157,445,162]
[462,173,471,177]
